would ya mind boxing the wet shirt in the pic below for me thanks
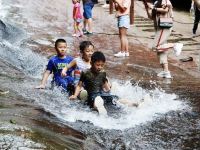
[79,69,107,95]
[73,3,82,19]
[46,55,73,78]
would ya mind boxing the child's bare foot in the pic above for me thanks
[94,96,107,116]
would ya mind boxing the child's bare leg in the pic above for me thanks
[121,28,128,52]
[118,99,138,107]
[77,22,83,35]
[73,21,78,35]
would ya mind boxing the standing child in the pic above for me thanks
[113,0,131,57]
[69,51,139,116]
[61,41,94,85]
[35,39,74,94]
[72,0,83,37]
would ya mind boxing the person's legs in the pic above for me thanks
[153,28,173,78]
[119,27,124,53]
[87,18,93,33]
[114,15,130,57]
[73,21,78,36]
[118,99,138,107]
[83,17,87,33]
[120,27,129,54]
[157,52,172,78]
[76,22,83,36]
[193,7,200,34]
[55,77,68,91]
[83,4,88,32]
[83,3,94,34]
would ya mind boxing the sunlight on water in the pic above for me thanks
[36,80,187,130]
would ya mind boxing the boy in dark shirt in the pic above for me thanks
[35,39,74,94]
[70,51,139,115]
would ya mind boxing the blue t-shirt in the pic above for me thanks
[46,55,74,79]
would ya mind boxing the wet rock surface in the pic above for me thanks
[0,0,200,149]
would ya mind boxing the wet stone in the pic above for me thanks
[0,134,46,149]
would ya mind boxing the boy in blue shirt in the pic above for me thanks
[35,39,74,94]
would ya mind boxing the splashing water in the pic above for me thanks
[35,80,187,130]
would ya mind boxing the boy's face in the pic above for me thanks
[92,60,105,73]
[82,45,94,62]
[56,42,67,57]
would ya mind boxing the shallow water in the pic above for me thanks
[0,0,200,149]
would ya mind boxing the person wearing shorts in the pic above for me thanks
[113,0,131,57]
[82,0,94,35]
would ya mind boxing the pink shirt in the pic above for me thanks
[116,0,131,17]
[73,3,82,19]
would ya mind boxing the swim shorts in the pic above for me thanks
[87,92,119,108]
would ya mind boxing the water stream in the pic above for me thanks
[0,0,200,149]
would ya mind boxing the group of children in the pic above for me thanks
[36,39,141,116]
[36,0,187,115]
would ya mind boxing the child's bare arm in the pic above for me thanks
[61,60,77,77]
[35,70,51,89]
[73,7,78,19]
[102,79,111,92]
[69,81,83,100]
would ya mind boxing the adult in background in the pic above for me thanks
[191,0,200,34]
[147,0,183,78]
[113,0,131,57]
[82,0,95,35]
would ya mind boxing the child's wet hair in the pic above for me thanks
[55,39,66,48]
[91,51,106,63]
[79,41,94,53]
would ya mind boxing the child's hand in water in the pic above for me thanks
[69,95,77,100]
[35,84,45,89]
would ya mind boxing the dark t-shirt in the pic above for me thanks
[83,0,97,4]
[79,69,107,95]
